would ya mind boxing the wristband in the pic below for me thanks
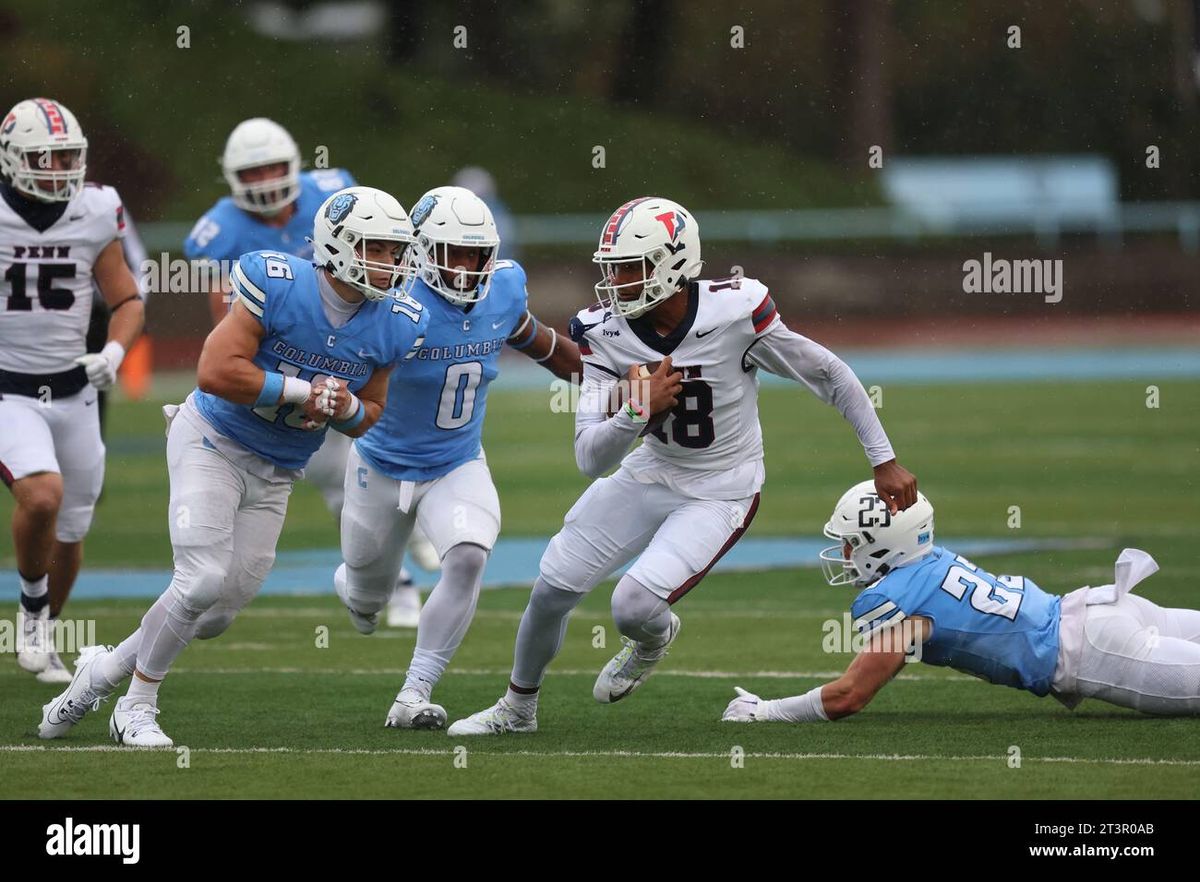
[509,314,539,350]
[507,311,533,343]
[331,397,365,433]
[533,328,558,363]
[623,399,648,424]
[256,371,285,407]
[281,375,312,405]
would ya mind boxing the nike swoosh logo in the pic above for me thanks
[695,328,716,338]
[492,319,508,330]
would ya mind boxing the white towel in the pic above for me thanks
[1085,548,1159,605]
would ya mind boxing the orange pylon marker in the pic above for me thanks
[119,335,153,400]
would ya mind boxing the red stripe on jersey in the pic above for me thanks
[753,308,778,334]
[752,293,778,333]
[666,493,761,605]
[751,293,774,322]
[579,341,592,355]
[116,204,125,231]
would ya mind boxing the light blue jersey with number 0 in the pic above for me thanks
[850,546,1062,696]
[193,250,428,470]
[355,260,529,481]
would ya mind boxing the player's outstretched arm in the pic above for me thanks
[723,620,924,723]
[745,322,918,510]
[507,309,583,382]
[75,239,146,391]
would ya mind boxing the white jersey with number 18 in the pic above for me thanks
[570,276,781,498]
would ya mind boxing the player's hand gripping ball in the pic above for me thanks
[607,359,679,437]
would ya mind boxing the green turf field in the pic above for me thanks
[2,379,1199,798]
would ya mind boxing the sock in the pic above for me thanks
[92,630,141,695]
[19,573,49,612]
[133,586,203,681]
[400,673,435,700]
[402,543,488,692]
[505,686,538,716]
[125,674,161,705]
[510,577,585,689]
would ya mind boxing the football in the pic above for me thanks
[607,361,671,436]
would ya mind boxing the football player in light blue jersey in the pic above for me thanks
[723,481,1200,724]
[182,117,430,624]
[183,118,355,326]
[336,185,581,729]
[39,187,429,747]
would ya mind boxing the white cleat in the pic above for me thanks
[447,698,538,737]
[409,533,441,572]
[386,577,422,629]
[593,613,681,704]
[110,697,174,748]
[334,563,378,635]
[39,645,112,739]
[16,605,51,673]
[36,650,74,685]
[385,689,447,730]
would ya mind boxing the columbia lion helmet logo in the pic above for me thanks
[325,193,358,225]
[655,210,685,242]
[411,193,438,228]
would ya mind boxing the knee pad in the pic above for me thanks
[527,576,584,617]
[54,501,96,543]
[611,576,669,638]
[172,561,228,613]
[337,561,389,615]
[195,606,236,640]
[442,542,489,582]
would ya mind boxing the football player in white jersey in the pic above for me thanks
[449,196,918,735]
[0,97,144,682]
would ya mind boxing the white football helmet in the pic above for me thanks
[408,185,500,305]
[592,196,703,319]
[819,480,935,588]
[310,186,415,301]
[0,98,88,203]
[221,118,301,214]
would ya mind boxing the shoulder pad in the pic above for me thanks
[492,258,527,288]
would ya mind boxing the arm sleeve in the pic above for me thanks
[745,322,895,467]
[574,361,643,478]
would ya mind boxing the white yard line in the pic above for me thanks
[1,744,1197,766]
[0,665,969,680]
[152,666,968,681]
